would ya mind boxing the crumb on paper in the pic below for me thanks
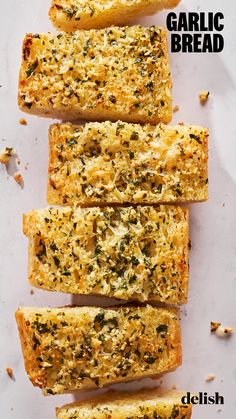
[211,322,234,338]
[30,289,35,295]
[222,203,225,207]
[205,374,215,382]
[19,118,27,126]
[25,162,29,170]
[0,147,16,165]
[172,384,177,390]
[14,172,24,186]
[211,322,221,333]
[178,121,184,126]
[173,105,179,113]
[17,159,20,165]
[199,91,210,104]
[6,367,15,380]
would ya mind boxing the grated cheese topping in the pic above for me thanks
[24,205,189,304]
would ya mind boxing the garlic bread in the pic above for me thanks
[48,121,208,206]
[23,205,189,304]
[18,26,172,124]
[16,305,181,395]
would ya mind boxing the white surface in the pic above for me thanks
[0,1,236,418]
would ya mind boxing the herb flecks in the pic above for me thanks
[156,324,168,337]
[26,60,38,78]
[189,133,202,144]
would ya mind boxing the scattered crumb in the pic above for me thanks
[199,91,210,104]
[0,147,16,165]
[19,118,27,126]
[222,203,225,207]
[24,162,29,170]
[30,289,35,295]
[6,367,15,380]
[211,322,234,338]
[205,374,215,382]
[172,384,177,390]
[211,322,221,333]
[173,105,180,113]
[178,122,184,126]
[14,172,24,186]
[16,159,20,165]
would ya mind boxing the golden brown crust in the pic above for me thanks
[56,388,192,418]
[15,310,46,388]
[49,0,180,31]
[18,27,172,124]
[15,306,181,395]
[47,121,208,206]
[23,205,189,304]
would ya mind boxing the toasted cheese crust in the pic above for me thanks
[49,0,180,31]
[48,121,208,206]
[15,306,181,395]
[56,388,192,418]
[23,205,189,304]
[18,26,172,124]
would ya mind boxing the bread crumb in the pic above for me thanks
[211,322,234,337]
[0,147,16,165]
[30,289,35,295]
[14,172,24,186]
[199,91,210,104]
[24,162,29,170]
[172,384,177,390]
[17,159,20,165]
[173,105,179,113]
[6,367,15,380]
[177,121,184,126]
[211,322,221,333]
[19,118,27,125]
[205,374,215,382]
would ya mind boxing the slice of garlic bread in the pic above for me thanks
[16,305,181,395]
[49,0,180,31]
[18,26,172,124]
[23,205,189,304]
[56,388,192,418]
[48,121,208,206]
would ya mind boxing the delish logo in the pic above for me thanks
[182,392,224,405]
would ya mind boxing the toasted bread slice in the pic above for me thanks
[18,26,172,124]
[23,205,189,304]
[56,388,192,418]
[49,0,180,31]
[48,121,208,206]
[15,305,181,395]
